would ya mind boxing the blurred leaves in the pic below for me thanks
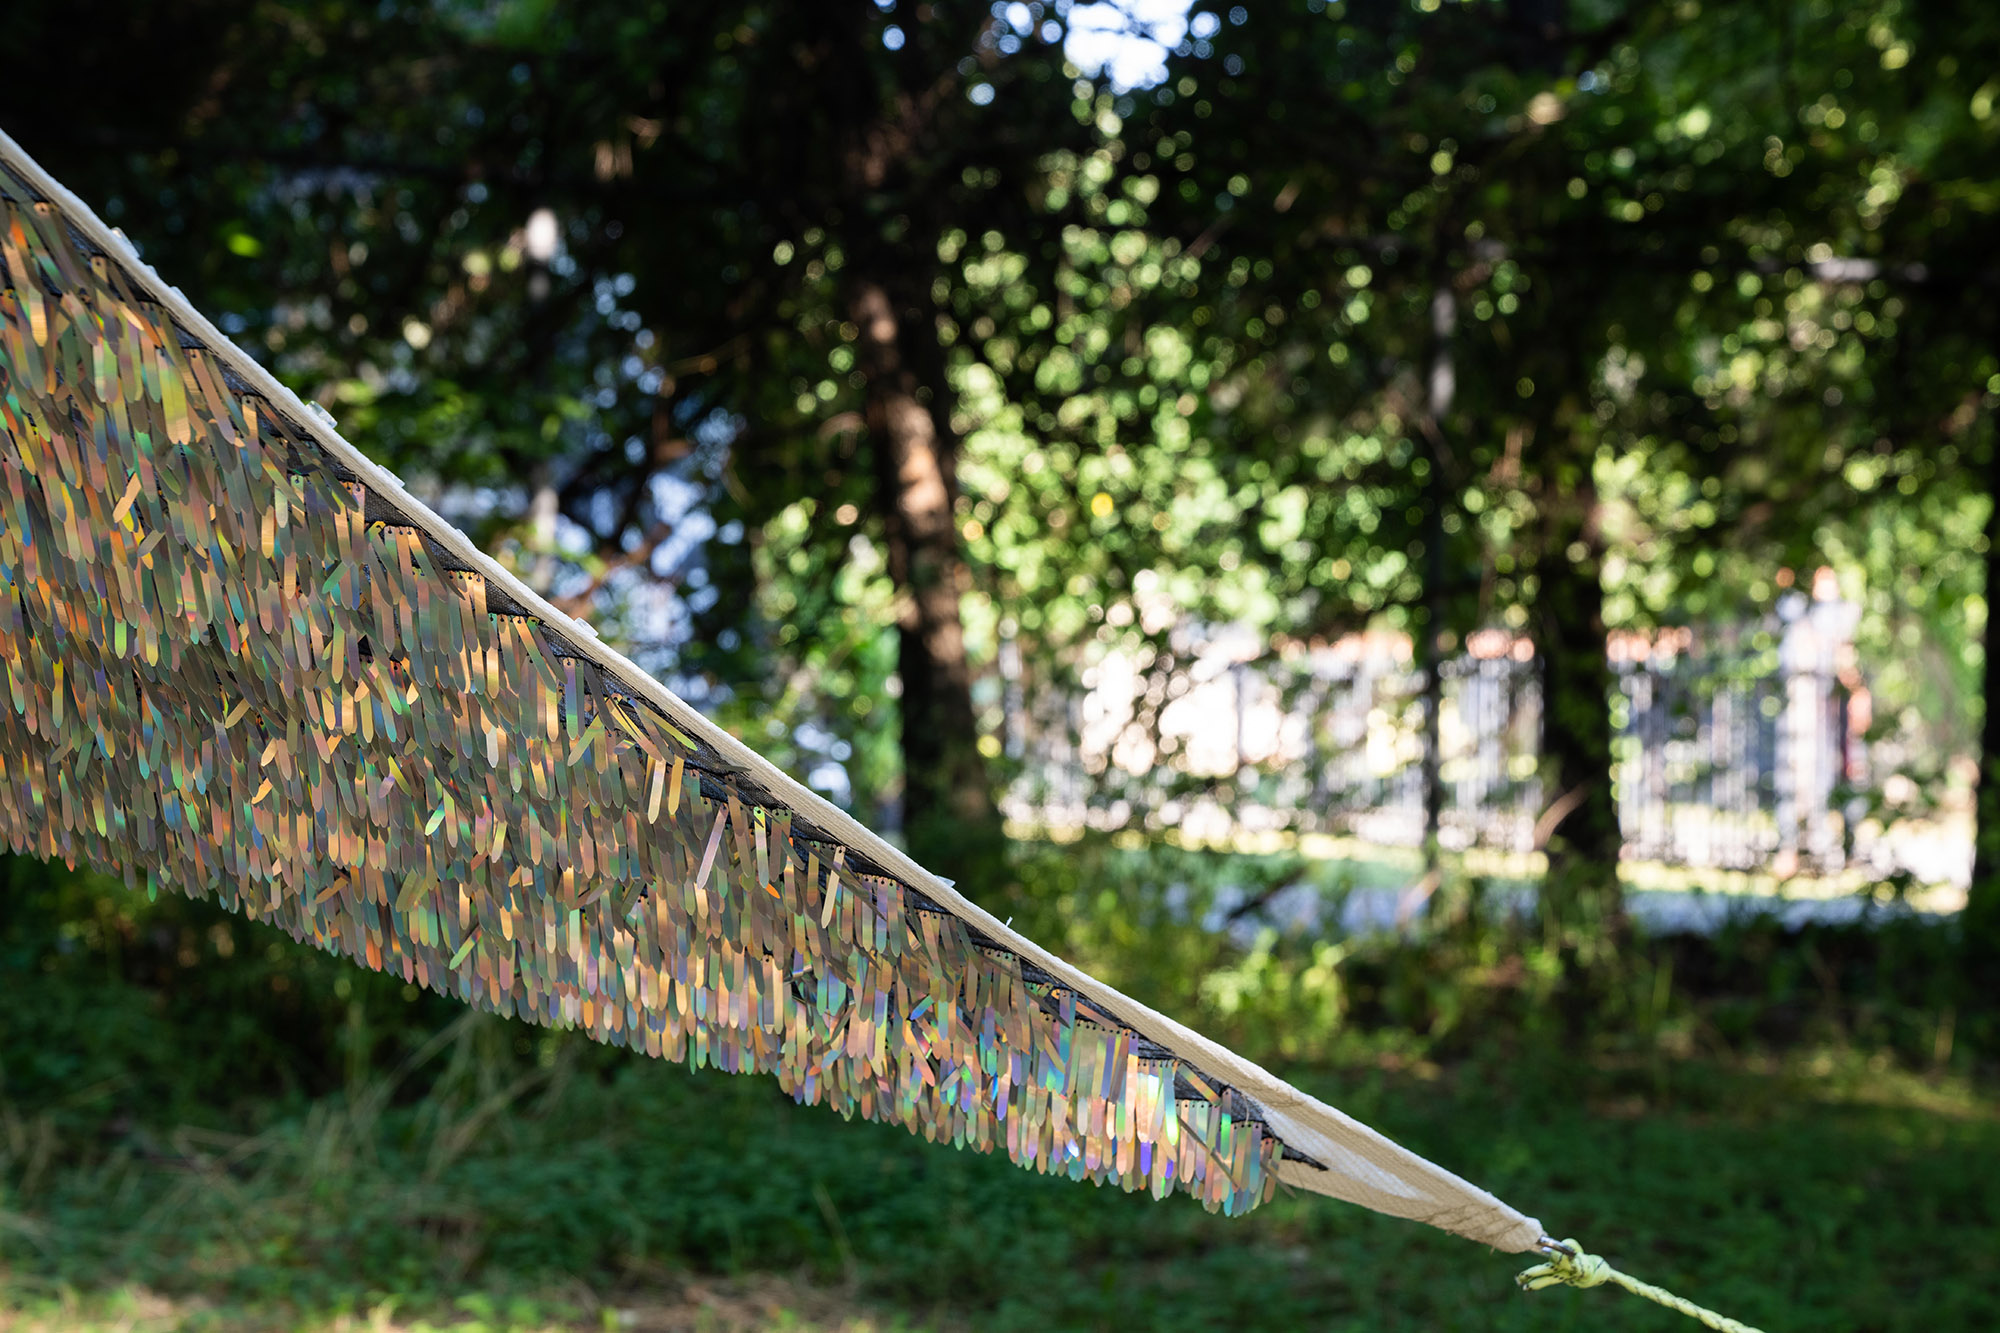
[4,2,1996,862]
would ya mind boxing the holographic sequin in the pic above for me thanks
[0,166,1280,1216]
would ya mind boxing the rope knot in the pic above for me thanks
[1517,1239,1611,1291]
[1515,1236,1767,1333]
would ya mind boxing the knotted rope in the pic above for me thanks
[1517,1238,1768,1333]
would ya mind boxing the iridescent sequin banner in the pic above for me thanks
[0,164,1281,1215]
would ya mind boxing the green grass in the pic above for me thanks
[6,1016,1997,1330]
[4,858,1997,1331]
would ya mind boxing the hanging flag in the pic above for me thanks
[0,126,1540,1251]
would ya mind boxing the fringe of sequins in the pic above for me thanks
[0,172,1278,1215]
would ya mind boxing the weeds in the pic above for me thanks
[3,852,1997,1330]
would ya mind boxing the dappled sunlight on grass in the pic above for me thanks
[0,1274,923,1333]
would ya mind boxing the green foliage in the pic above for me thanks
[5,0,1997,897]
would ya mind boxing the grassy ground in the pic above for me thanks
[5,1021,1996,1331]
[4,861,1996,1331]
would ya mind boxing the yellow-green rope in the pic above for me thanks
[1517,1238,1768,1333]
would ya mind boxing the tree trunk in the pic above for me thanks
[1967,467,2000,989]
[848,275,998,869]
[1416,284,1456,912]
[1531,470,1623,941]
